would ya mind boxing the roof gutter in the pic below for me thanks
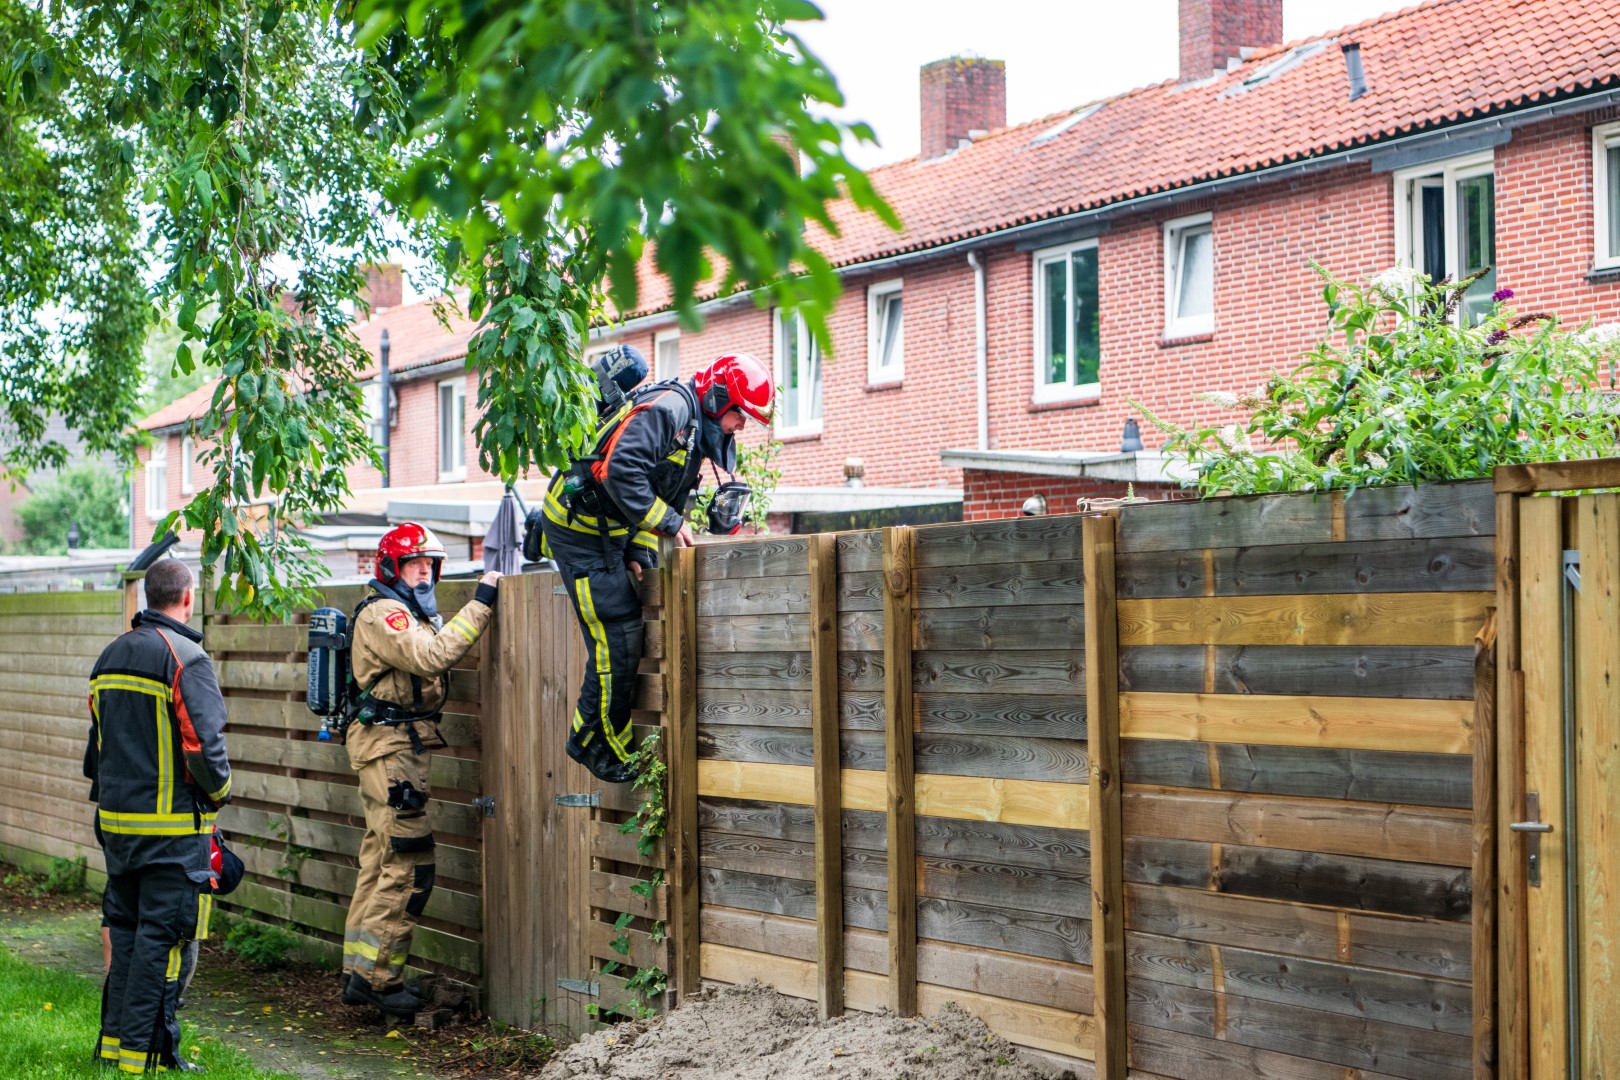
[601,82,1620,337]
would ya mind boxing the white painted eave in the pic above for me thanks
[939,448,1196,484]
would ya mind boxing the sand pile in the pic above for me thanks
[539,982,1069,1080]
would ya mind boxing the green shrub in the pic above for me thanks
[1137,264,1620,495]
[221,919,299,969]
[37,856,87,896]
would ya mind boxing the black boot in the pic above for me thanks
[344,977,422,1018]
[343,972,425,1004]
[583,737,639,785]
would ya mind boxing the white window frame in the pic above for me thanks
[438,377,467,482]
[1594,121,1620,271]
[654,329,681,381]
[1163,212,1215,339]
[1031,238,1102,404]
[773,309,823,437]
[866,278,904,385]
[1393,151,1496,320]
[145,438,167,517]
[179,435,194,495]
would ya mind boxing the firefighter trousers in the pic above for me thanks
[542,521,644,765]
[343,738,436,990]
[98,862,211,1073]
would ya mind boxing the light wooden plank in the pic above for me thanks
[696,761,1089,830]
[1118,592,1493,647]
[1494,457,1620,493]
[666,546,701,998]
[1119,692,1473,754]
[1124,786,1472,866]
[808,532,844,1020]
[1578,495,1620,1076]
[1495,491,1528,1080]
[1473,606,1498,1080]
[1520,496,1567,1080]
[882,525,918,1017]
[1083,512,1125,1080]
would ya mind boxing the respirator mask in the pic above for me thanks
[706,478,753,536]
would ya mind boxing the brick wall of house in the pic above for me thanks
[130,108,1620,541]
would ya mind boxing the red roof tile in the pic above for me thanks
[138,294,478,431]
[623,0,1620,318]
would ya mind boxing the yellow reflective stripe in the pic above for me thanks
[99,1035,120,1061]
[348,938,380,960]
[542,488,632,536]
[196,893,213,941]
[90,674,171,697]
[669,448,688,465]
[207,774,232,804]
[97,809,217,835]
[166,942,182,981]
[446,616,477,644]
[631,531,659,551]
[576,579,617,750]
[97,810,219,823]
[639,498,671,532]
[156,697,173,815]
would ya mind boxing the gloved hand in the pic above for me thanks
[474,571,500,608]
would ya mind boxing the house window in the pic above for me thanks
[655,330,680,381]
[1164,213,1214,338]
[1594,121,1620,270]
[180,436,194,495]
[438,378,466,481]
[1395,153,1496,323]
[1032,240,1100,402]
[146,439,167,517]
[774,310,822,435]
[867,278,904,384]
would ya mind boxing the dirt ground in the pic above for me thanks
[2,865,1073,1080]
[539,982,1072,1080]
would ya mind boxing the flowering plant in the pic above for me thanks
[1135,264,1620,495]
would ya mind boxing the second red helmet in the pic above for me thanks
[694,353,774,425]
[375,522,448,585]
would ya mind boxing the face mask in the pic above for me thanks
[411,581,439,622]
[706,480,753,535]
[698,413,737,472]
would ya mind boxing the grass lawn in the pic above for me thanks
[0,942,295,1079]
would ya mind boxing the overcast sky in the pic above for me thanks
[795,0,1407,169]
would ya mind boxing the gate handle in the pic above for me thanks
[1510,821,1553,833]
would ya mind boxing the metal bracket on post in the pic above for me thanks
[471,795,496,818]
[556,978,600,996]
[554,793,600,808]
[1564,550,1582,592]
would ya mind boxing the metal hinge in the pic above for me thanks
[1565,550,1582,592]
[557,978,599,996]
[555,793,601,808]
[471,795,496,818]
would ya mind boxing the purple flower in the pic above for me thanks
[1486,329,1509,346]
[1493,288,1515,302]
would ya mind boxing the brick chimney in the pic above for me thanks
[1179,0,1283,83]
[360,263,404,314]
[920,57,1006,160]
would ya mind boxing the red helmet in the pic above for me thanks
[694,353,774,425]
[375,522,447,585]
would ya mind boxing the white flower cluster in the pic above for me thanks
[1195,391,1241,408]
[1369,266,1423,298]
[1574,323,1620,350]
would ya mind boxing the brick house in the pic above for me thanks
[133,0,1620,550]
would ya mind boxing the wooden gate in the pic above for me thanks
[1504,488,1620,1079]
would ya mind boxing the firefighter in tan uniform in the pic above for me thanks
[339,522,499,1017]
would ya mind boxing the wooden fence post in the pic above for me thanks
[1494,491,1526,1080]
[666,546,702,998]
[1082,513,1126,1079]
[882,525,917,1017]
[808,533,844,1019]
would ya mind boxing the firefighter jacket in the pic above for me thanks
[346,584,495,764]
[543,380,714,562]
[84,610,233,880]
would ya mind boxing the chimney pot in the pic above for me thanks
[1178,0,1283,84]
[1341,42,1368,100]
[360,263,404,314]
[919,56,1006,160]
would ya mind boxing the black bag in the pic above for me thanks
[210,833,245,895]
[522,506,546,563]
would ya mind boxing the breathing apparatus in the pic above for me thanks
[704,462,753,536]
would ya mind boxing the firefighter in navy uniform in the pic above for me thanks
[85,558,231,1075]
[338,523,499,1017]
[542,352,773,783]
